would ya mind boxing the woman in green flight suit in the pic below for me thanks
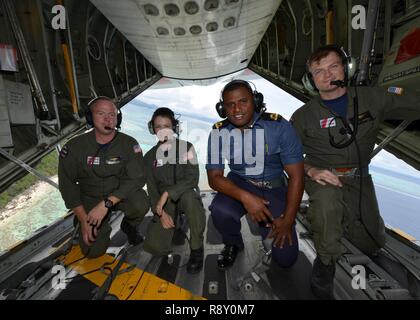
[143,107,206,274]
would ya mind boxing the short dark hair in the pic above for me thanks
[307,45,344,71]
[222,79,253,99]
[151,107,176,126]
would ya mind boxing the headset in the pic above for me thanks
[148,107,180,135]
[85,96,122,129]
[301,45,357,92]
[215,80,265,118]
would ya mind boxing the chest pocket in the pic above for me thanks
[305,127,330,140]
[97,155,125,177]
[354,111,376,140]
[153,161,180,185]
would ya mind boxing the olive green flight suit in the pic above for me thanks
[143,138,205,256]
[291,86,420,265]
[58,130,150,258]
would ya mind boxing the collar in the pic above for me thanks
[316,88,356,117]
[321,92,348,104]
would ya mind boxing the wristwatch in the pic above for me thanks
[104,198,114,209]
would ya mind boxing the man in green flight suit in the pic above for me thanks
[291,45,420,299]
[143,107,206,274]
[58,96,150,258]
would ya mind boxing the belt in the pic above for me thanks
[330,166,369,177]
[247,176,287,189]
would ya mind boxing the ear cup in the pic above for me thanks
[302,72,318,92]
[347,56,356,81]
[116,109,122,128]
[174,119,180,135]
[215,101,227,118]
[342,56,349,82]
[148,120,155,134]
[338,46,353,83]
[85,108,93,126]
[253,91,264,113]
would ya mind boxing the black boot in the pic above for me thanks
[120,219,143,246]
[186,246,204,274]
[310,257,336,300]
[217,245,242,270]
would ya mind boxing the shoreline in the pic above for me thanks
[0,176,58,224]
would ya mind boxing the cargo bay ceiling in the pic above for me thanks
[90,0,420,171]
[0,0,419,194]
[90,0,282,79]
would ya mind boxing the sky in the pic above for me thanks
[135,69,420,179]
[138,70,303,121]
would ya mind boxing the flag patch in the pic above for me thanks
[133,144,142,154]
[388,87,404,95]
[87,156,100,165]
[59,145,69,158]
[320,117,336,128]
[153,159,164,168]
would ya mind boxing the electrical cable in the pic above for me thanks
[124,257,155,300]
[64,247,130,282]
[326,86,386,251]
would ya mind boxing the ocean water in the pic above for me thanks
[0,178,68,253]
[370,167,420,238]
[1,103,420,252]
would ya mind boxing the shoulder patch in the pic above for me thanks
[212,119,229,129]
[388,87,404,95]
[60,145,69,158]
[261,112,283,122]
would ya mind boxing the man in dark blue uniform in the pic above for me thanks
[206,80,304,270]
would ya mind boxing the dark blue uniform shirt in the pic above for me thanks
[322,93,348,119]
[206,112,303,181]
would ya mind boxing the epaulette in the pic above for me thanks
[212,119,229,129]
[261,112,283,122]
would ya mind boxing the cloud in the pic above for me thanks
[371,148,420,178]
[137,69,304,120]
[137,82,223,118]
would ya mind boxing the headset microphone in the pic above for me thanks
[330,80,346,88]
[247,107,267,129]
